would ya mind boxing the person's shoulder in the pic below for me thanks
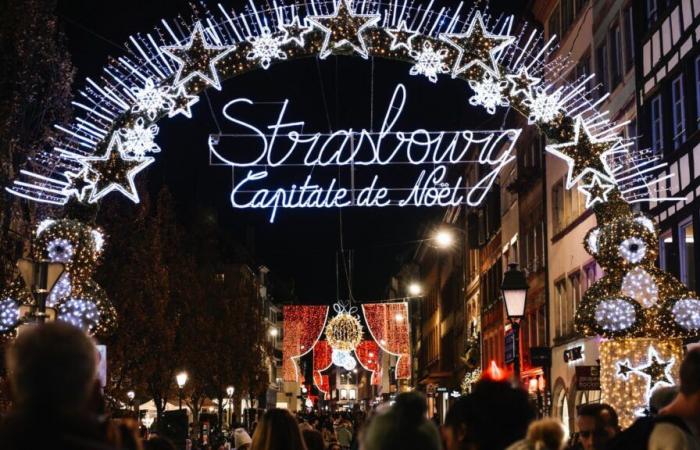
[649,421,696,450]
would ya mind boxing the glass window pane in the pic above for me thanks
[681,221,695,290]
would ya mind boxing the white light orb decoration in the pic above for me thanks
[618,237,647,264]
[595,299,636,332]
[325,310,363,351]
[57,299,99,332]
[343,356,357,371]
[621,267,659,309]
[671,299,700,331]
[47,238,75,263]
[0,299,20,332]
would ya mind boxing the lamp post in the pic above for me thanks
[176,371,188,410]
[16,259,64,325]
[127,390,135,418]
[226,386,235,427]
[501,263,529,380]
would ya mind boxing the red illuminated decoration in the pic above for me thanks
[313,340,333,393]
[356,340,382,385]
[282,305,329,381]
[483,360,508,381]
[362,303,411,379]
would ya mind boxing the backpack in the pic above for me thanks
[607,416,691,450]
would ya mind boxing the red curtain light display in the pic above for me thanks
[283,305,329,381]
[362,302,411,379]
[356,340,382,385]
[313,340,333,393]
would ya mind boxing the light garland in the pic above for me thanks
[362,302,411,379]
[600,339,682,428]
[282,305,329,382]
[461,368,482,394]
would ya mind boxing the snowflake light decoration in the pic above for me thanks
[246,26,288,70]
[119,117,161,160]
[524,88,563,124]
[409,41,450,83]
[131,78,172,121]
[467,73,509,114]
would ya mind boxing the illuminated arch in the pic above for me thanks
[7,0,668,212]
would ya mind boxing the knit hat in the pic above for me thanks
[234,428,252,448]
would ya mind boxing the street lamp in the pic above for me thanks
[269,327,279,337]
[226,386,235,427]
[176,371,188,410]
[127,390,135,417]
[407,282,422,297]
[433,229,455,248]
[501,263,529,380]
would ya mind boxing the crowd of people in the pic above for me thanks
[0,322,699,449]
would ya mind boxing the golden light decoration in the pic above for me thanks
[325,310,363,351]
[600,338,683,428]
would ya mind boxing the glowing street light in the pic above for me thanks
[269,327,279,337]
[127,390,135,401]
[226,385,235,427]
[433,229,455,248]
[407,282,423,296]
[176,371,188,410]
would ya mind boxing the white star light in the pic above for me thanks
[545,117,621,189]
[409,41,450,83]
[578,172,615,208]
[636,347,676,400]
[62,168,96,202]
[167,85,199,119]
[385,20,419,52]
[119,117,160,160]
[279,16,314,48]
[79,134,155,204]
[131,78,173,121]
[246,26,288,70]
[467,73,509,114]
[439,11,514,79]
[525,87,563,124]
[161,21,235,91]
[505,67,540,97]
[307,0,381,59]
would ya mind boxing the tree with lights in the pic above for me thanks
[0,0,74,283]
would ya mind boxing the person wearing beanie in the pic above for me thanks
[362,392,442,450]
[234,427,252,450]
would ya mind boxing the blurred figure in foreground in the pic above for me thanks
[507,418,566,450]
[443,380,535,450]
[362,392,442,450]
[0,322,137,450]
[250,408,308,450]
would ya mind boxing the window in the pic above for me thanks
[626,119,637,151]
[609,23,622,87]
[549,5,561,44]
[696,57,700,124]
[554,278,568,338]
[562,0,574,33]
[671,75,686,149]
[583,261,599,291]
[650,95,664,154]
[215,273,225,283]
[596,43,609,95]
[623,5,634,72]
[659,229,674,272]
[568,272,582,336]
[553,182,566,234]
[647,0,658,23]
[576,55,592,92]
[680,219,695,290]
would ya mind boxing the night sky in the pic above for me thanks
[55,0,530,303]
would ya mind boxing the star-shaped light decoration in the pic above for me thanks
[307,0,381,59]
[168,85,199,118]
[616,360,633,379]
[578,173,616,208]
[545,116,620,189]
[161,22,235,91]
[62,167,96,202]
[505,67,540,98]
[439,11,514,79]
[385,20,419,52]
[78,134,155,204]
[280,16,314,48]
[637,348,674,390]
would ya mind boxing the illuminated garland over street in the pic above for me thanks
[7,0,670,212]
